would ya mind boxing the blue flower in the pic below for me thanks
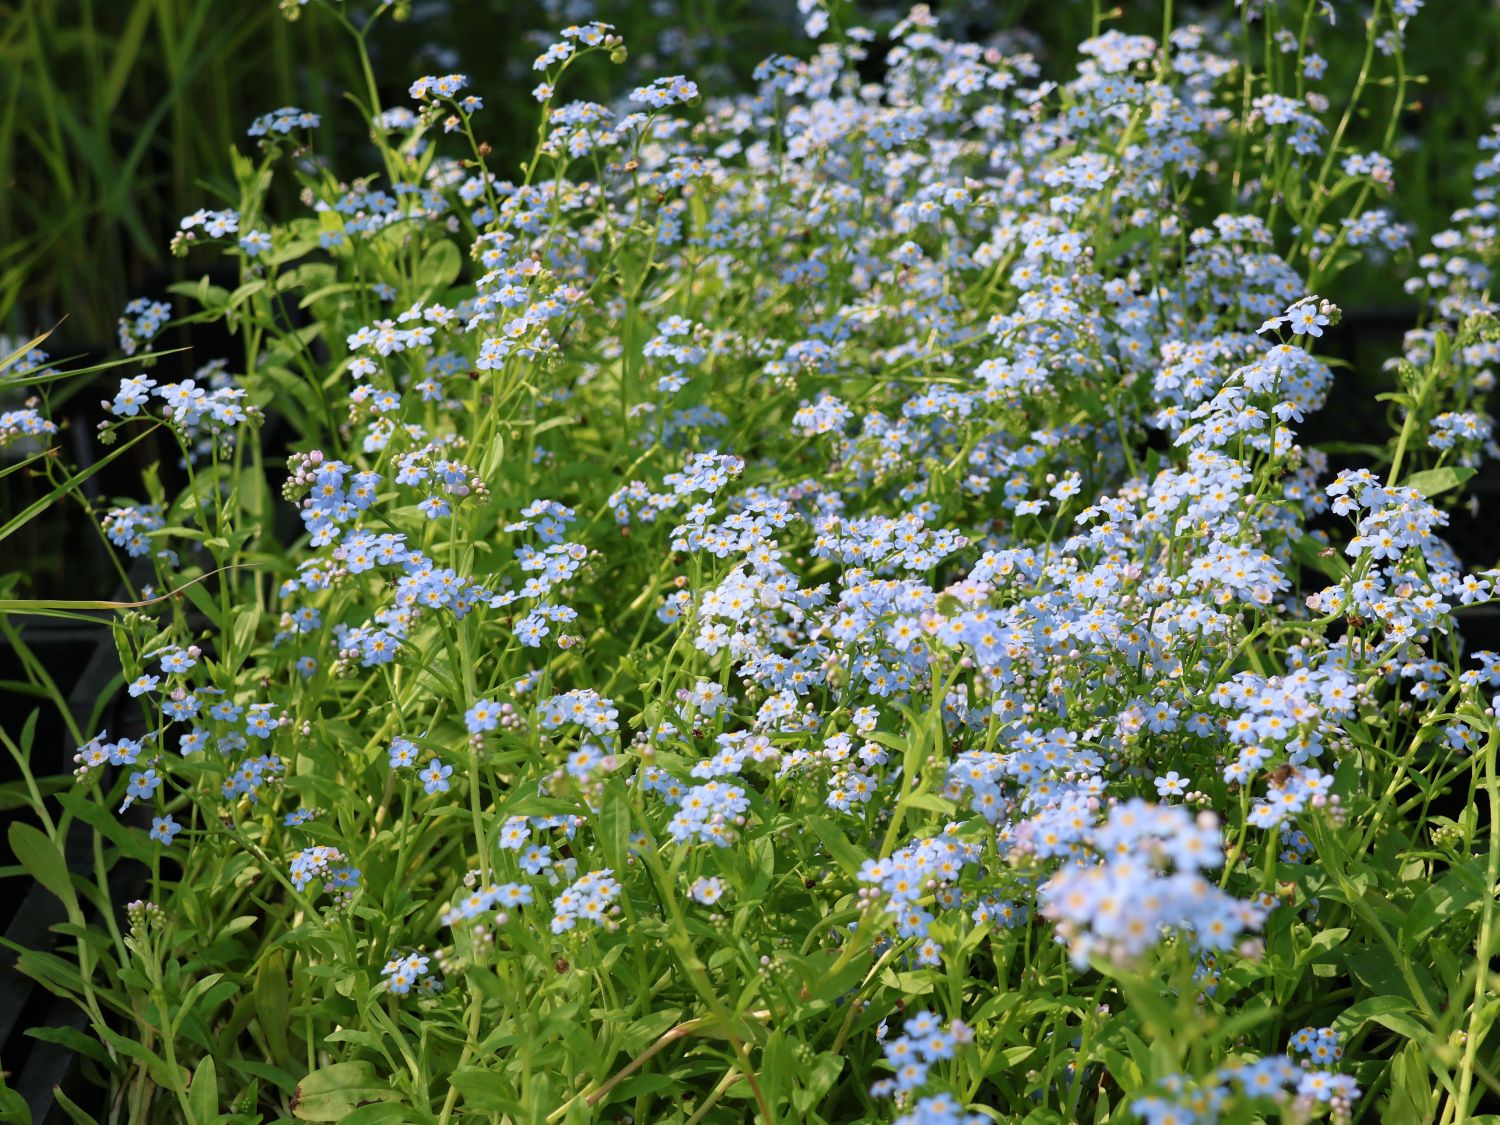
[465,699,500,734]
[238,230,272,258]
[419,761,453,794]
[127,674,159,698]
[121,769,162,812]
[1154,771,1190,797]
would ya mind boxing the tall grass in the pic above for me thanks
[0,0,353,346]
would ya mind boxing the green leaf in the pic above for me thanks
[900,791,957,816]
[1298,926,1350,965]
[860,730,909,756]
[805,816,867,877]
[55,789,155,862]
[1401,860,1486,945]
[169,973,228,1038]
[0,448,54,485]
[0,324,57,376]
[188,1056,218,1123]
[1292,535,1349,582]
[49,1086,97,1125]
[1402,465,1475,499]
[0,1080,31,1125]
[227,279,267,310]
[26,1025,113,1067]
[292,1061,401,1121]
[96,1025,176,1086]
[447,1068,516,1113]
[7,944,86,999]
[1100,225,1152,262]
[619,1007,683,1054]
[180,577,225,631]
[297,282,361,310]
[1344,945,1440,1013]
[1389,1040,1432,1121]
[1333,995,1417,1040]
[417,240,461,292]
[8,821,75,906]
[531,413,577,438]
[0,774,67,813]
[760,1030,792,1109]
[597,777,632,872]
[339,1104,411,1125]
[231,604,261,659]
[1432,328,1452,372]
[792,1053,845,1115]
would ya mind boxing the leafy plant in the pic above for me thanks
[3,2,1500,1124]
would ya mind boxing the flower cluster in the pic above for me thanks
[1037,804,1260,967]
[247,106,320,137]
[116,296,171,355]
[29,2,1497,1122]
[0,404,57,447]
[1133,1026,1359,1124]
[871,1011,977,1101]
[289,845,360,901]
[548,869,622,933]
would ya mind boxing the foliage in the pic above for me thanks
[3,2,1500,1124]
